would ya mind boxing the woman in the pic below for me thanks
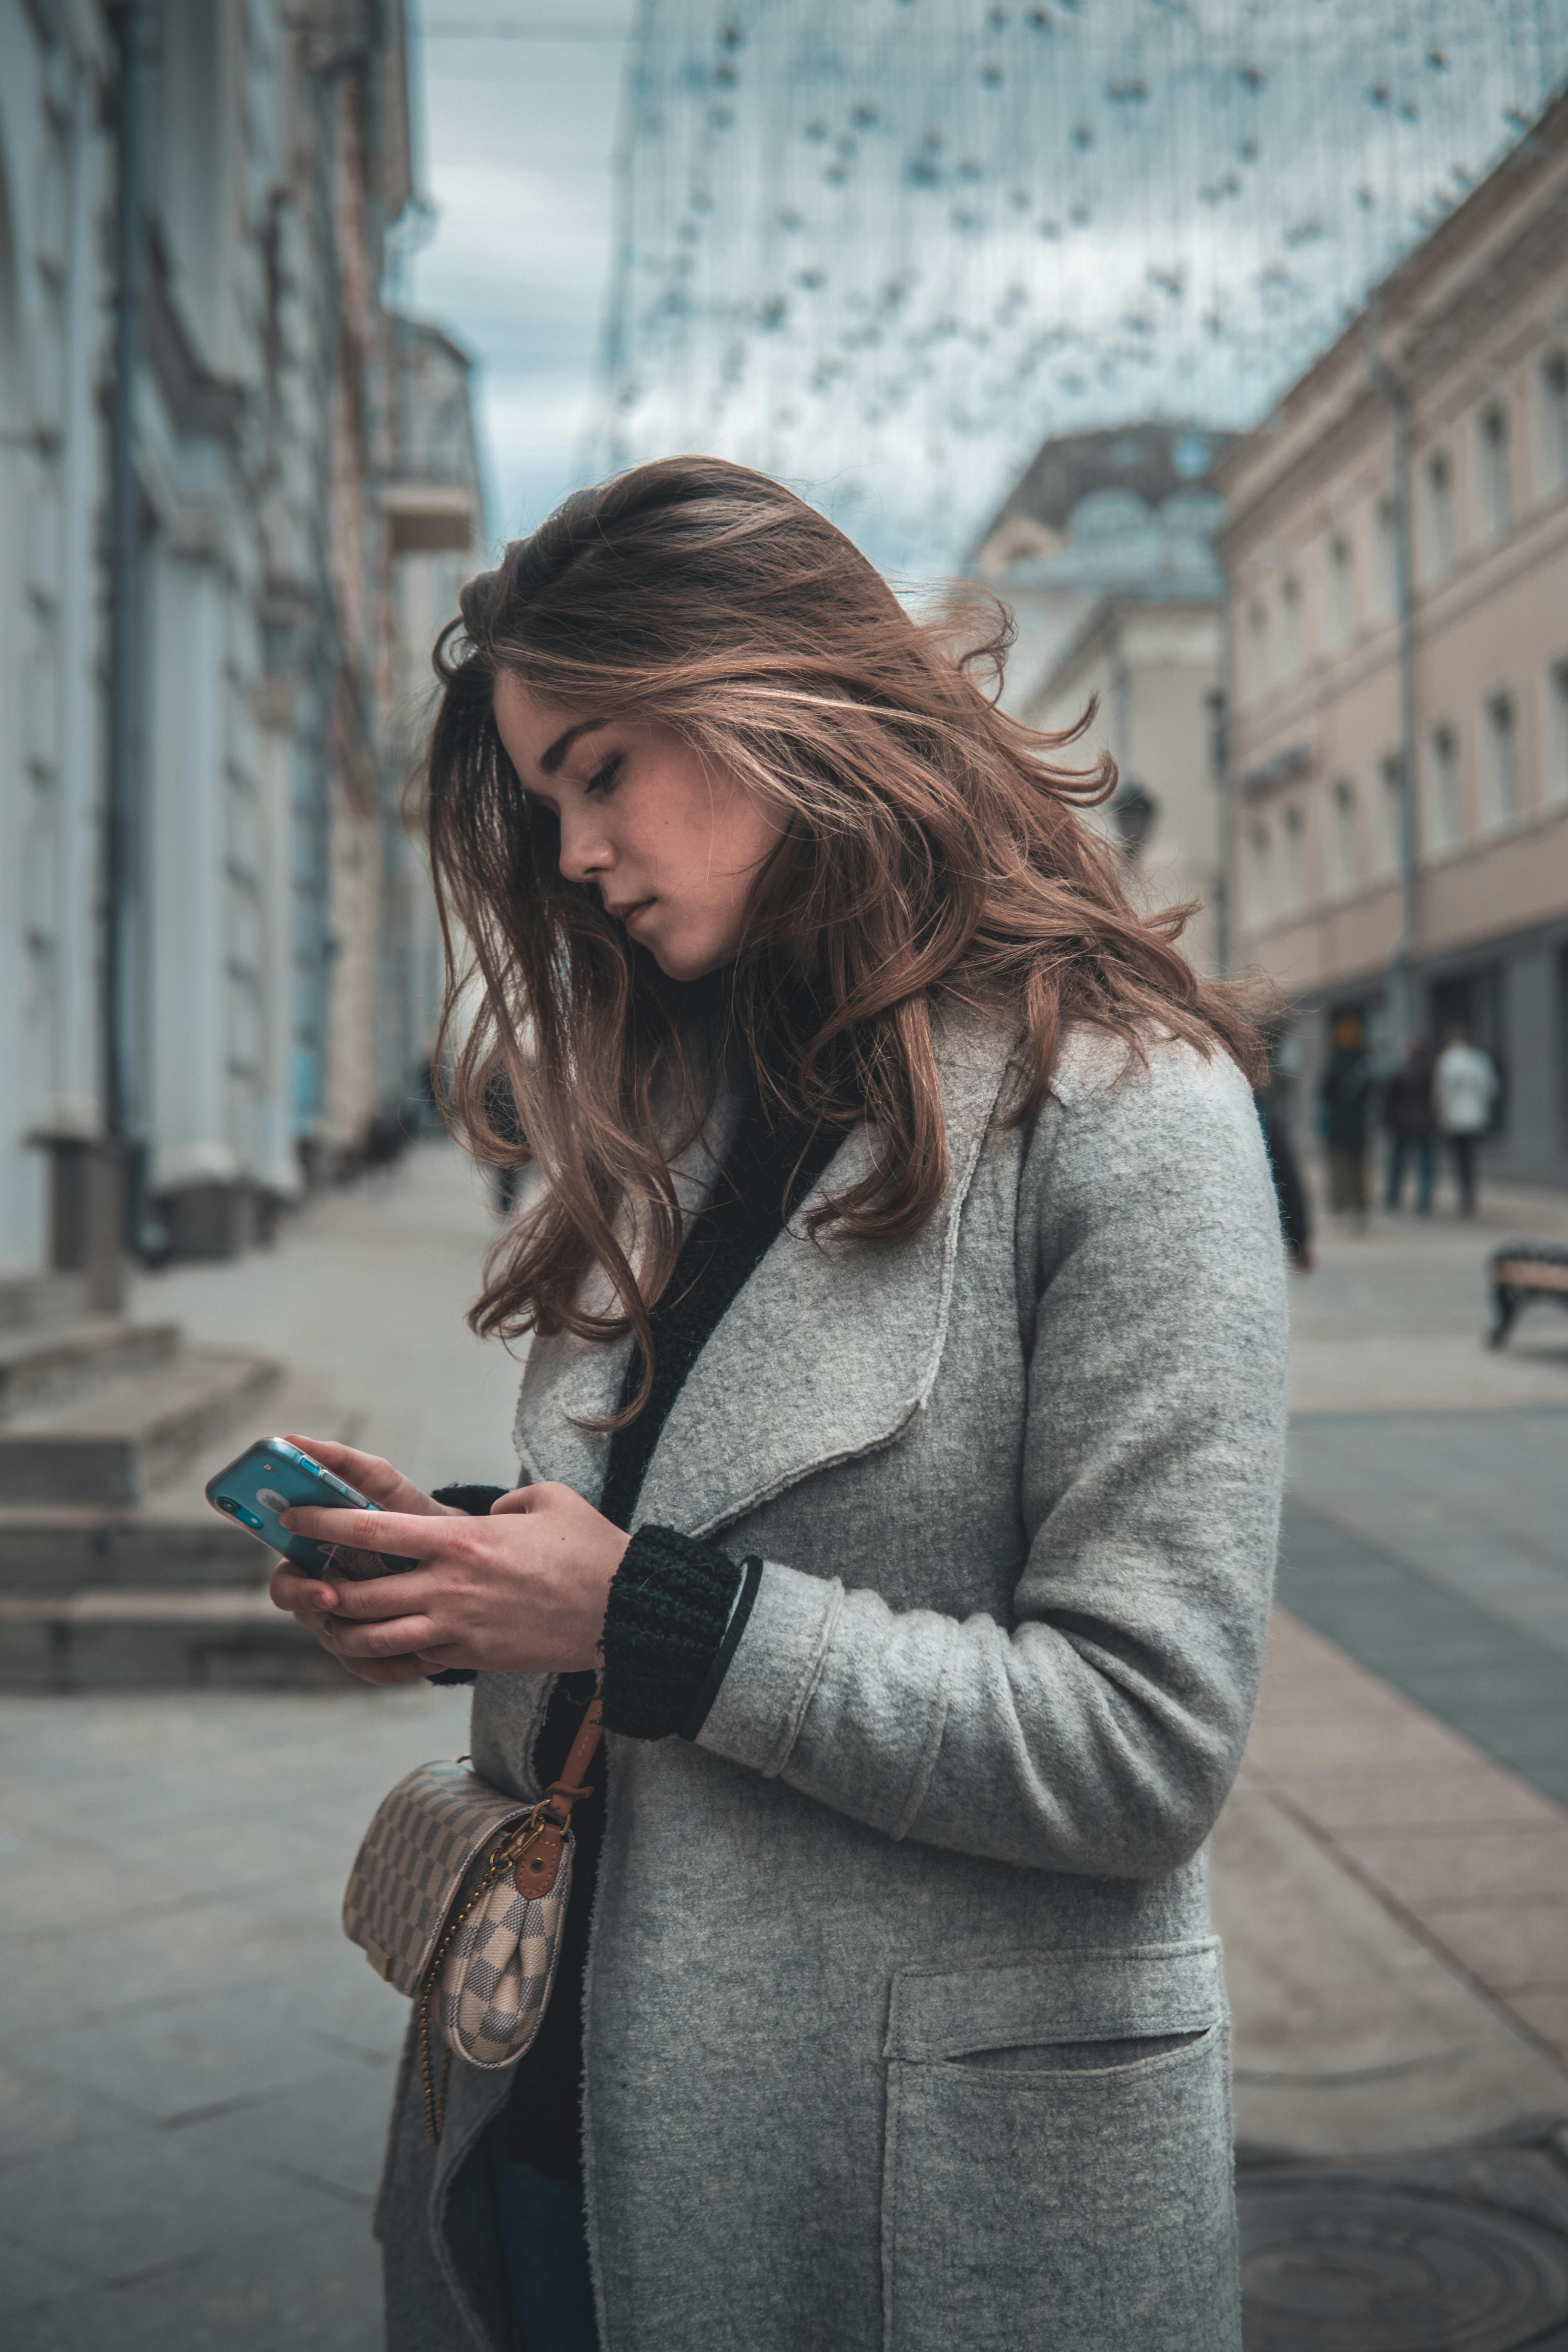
[271,457,1287,2352]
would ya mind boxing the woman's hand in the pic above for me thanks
[265,1435,470,1679]
[268,1469,630,1686]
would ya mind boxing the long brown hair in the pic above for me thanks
[422,457,1259,1384]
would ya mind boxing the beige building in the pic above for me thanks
[1218,90,1568,1183]
[973,424,1238,974]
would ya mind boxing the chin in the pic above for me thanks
[648,934,732,984]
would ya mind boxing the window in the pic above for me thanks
[1425,723,1463,852]
[1329,779,1359,894]
[1545,659,1568,809]
[1376,753,1405,877]
[1246,599,1270,700]
[1326,535,1354,649]
[1279,575,1304,677]
[1422,449,1455,577]
[1247,820,1273,923]
[1477,402,1512,537]
[1372,495,1397,617]
[1279,803,1307,912]
[1480,689,1520,827]
[1541,353,1568,499]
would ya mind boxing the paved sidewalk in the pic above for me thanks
[1217,1612,1568,2157]
[128,1143,523,1497]
[0,1682,470,2350]
[1211,1171,1568,2159]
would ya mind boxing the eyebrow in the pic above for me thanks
[538,719,607,777]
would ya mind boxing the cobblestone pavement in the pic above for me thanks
[4,1146,1568,2344]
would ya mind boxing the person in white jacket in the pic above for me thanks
[1432,1027,1499,1217]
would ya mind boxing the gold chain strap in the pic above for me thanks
[418,1804,566,2144]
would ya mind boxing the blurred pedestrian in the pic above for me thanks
[1256,1026,1312,1270]
[483,1066,527,1216]
[1433,1026,1499,1218]
[1258,1096,1312,1269]
[1382,1037,1437,1214]
[1318,1011,1376,1230]
[270,457,1286,2352]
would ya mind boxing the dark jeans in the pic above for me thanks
[1384,1133,1436,1213]
[1328,1146,1368,1216]
[490,2143,600,2352]
[1448,1131,1481,1217]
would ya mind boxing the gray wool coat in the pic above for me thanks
[375,1008,1289,2352]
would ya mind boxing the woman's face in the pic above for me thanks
[492,674,782,983]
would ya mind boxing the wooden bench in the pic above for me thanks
[1488,1243,1568,1348]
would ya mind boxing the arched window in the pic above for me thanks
[1279,804,1307,912]
[1422,449,1455,576]
[1247,820,1273,923]
[1326,535,1354,649]
[1425,723,1462,852]
[1329,780,1359,895]
[1541,353,1568,499]
[1477,403,1512,537]
[1247,599,1270,700]
[1481,689,1520,826]
[1280,575,1304,675]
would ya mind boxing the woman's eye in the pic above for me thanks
[585,753,623,798]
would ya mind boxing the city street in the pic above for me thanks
[2,1143,1568,2346]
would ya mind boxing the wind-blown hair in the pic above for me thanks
[422,456,1260,1388]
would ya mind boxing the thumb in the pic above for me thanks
[489,1484,543,1517]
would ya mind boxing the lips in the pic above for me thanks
[608,899,654,931]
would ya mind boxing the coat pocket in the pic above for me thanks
[881,1941,1238,2352]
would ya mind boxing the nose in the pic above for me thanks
[555,805,612,888]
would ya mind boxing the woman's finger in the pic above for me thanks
[320,1569,447,1620]
[269,1564,339,1616]
[280,1505,452,1555]
[325,1611,442,1660]
[283,1436,459,1519]
[322,1643,430,1686]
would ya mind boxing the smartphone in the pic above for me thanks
[204,1437,417,1578]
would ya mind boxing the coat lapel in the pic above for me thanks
[513,1003,1013,1541]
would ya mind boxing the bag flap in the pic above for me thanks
[341,1759,533,1999]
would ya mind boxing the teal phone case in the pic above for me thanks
[203,1437,417,1576]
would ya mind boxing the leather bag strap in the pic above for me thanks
[542,1679,603,1822]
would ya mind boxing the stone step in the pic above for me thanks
[0,1350,284,1506]
[0,1272,91,1332]
[0,1585,361,1690]
[0,1378,361,1592]
[0,1500,270,1592]
[0,1318,183,1421]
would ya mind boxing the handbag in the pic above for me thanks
[341,1684,603,2141]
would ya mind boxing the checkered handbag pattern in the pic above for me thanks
[341,1760,537,2000]
[433,1853,573,2068]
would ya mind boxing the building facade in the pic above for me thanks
[0,0,477,1274]
[972,423,1238,974]
[383,316,487,1112]
[1218,92,1568,1184]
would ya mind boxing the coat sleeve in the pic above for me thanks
[691,1041,1289,1879]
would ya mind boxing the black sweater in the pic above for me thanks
[441,1092,841,2183]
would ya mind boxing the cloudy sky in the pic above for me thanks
[408,5,639,554]
[407,2,1568,577]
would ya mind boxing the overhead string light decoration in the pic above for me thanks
[586,0,1568,575]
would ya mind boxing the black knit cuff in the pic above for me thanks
[600,1525,746,1741]
[423,1483,510,1684]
